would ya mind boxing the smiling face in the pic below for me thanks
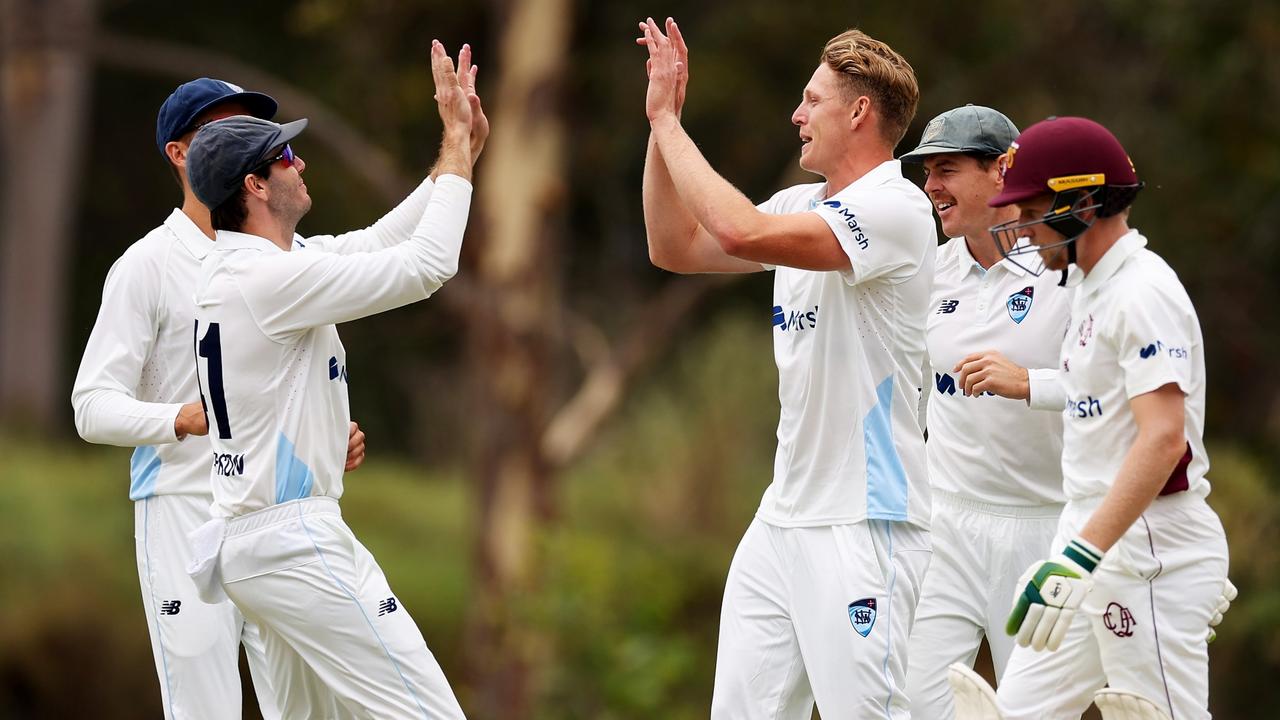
[922,153,1007,240]
[791,64,858,179]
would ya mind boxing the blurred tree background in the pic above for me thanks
[2,0,1278,717]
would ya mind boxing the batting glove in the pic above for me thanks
[1207,577,1237,643]
[1007,537,1104,652]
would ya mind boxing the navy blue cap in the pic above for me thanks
[155,78,277,156]
[188,116,308,208]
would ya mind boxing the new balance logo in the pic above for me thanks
[160,600,182,616]
[328,356,349,383]
[936,299,959,314]
[377,597,398,616]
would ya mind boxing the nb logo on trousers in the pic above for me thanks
[160,600,182,616]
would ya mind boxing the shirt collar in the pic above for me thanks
[213,230,285,252]
[1078,229,1147,298]
[163,209,215,260]
[949,235,1030,282]
[818,159,903,202]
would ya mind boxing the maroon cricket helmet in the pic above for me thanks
[989,116,1139,208]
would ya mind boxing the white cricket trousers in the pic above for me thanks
[996,490,1229,720]
[710,518,931,720]
[906,490,1061,720]
[218,496,465,720]
[135,494,281,720]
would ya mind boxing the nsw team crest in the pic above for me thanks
[1006,286,1034,324]
[848,598,877,637]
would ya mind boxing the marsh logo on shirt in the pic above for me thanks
[772,304,819,332]
[328,356,349,383]
[1066,395,1104,419]
[848,598,877,637]
[1139,340,1188,360]
[1006,286,1034,324]
[820,200,869,250]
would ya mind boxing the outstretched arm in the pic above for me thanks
[638,19,758,274]
[640,17,848,272]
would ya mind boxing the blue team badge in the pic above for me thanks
[848,598,877,637]
[1006,286,1034,324]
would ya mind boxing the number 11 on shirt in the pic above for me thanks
[195,321,233,439]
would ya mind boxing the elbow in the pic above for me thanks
[707,217,757,259]
[71,398,98,443]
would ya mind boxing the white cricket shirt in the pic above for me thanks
[753,160,937,528]
[72,178,438,500]
[1057,230,1209,500]
[924,236,1070,506]
[193,175,472,518]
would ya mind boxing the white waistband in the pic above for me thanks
[225,496,341,537]
[933,488,1064,519]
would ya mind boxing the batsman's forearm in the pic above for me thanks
[1079,429,1187,551]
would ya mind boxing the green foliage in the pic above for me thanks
[5,315,1280,716]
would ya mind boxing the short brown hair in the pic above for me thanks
[210,163,272,233]
[821,29,920,148]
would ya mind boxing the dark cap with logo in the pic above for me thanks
[155,78,277,156]
[900,104,1019,163]
[988,116,1139,208]
[187,116,307,209]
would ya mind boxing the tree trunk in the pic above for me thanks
[464,0,569,716]
[0,0,96,435]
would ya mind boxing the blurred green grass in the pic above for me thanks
[2,311,1278,718]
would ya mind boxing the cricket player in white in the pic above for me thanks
[639,20,934,718]
[70,76,390,719]
[950,116,1229,720]
[897,106,1073,720]
[181,41,483,718]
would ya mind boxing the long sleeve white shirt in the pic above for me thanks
[192,174,472,517]
[72,177,438,499]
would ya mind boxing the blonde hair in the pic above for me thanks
[821,29,920,147]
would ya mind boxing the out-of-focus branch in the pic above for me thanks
[541,272,739,469]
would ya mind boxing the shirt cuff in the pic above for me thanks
[1027,368,1065,411]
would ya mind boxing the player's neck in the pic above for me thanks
[242,212,297,252]
[964,233,1002,270]
[1075,217,1131,275]
[823,145,893,197]
[180,187,216,240]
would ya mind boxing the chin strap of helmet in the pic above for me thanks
[1043,188,1096,287]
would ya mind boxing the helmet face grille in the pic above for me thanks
[989,187,1104,276]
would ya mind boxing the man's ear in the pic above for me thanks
[849,96,871,130]
[165,140,187,169]
[244,172,270,202]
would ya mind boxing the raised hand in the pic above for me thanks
[457,43,489,162]
[431,39,473,137]
[637,17,686,123]
[637,17,689,117]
